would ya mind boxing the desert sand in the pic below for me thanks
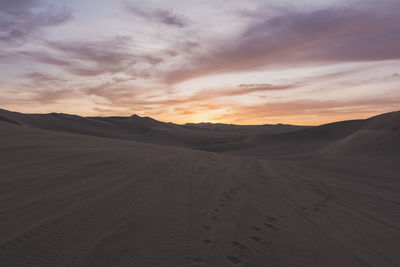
[0,109,399,266]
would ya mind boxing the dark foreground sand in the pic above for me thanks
[0,110,399,266]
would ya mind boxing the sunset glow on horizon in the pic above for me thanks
[1,0,399,125]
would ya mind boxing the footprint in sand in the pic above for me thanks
[251,226,262,232]
[238,244,248,250]
[227,256,242,264]
[263,223,277,230]
[229,241,249,251]
[202,240,212,245]
[250,236,263,242]
[193,257,205,264]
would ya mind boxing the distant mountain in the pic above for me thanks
[2,108,398,158]
[184,122,307,134]
[0,109,306,148]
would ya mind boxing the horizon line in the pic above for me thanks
[2,107,398,127]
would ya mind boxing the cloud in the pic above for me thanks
[84,81,148,106]
[124,4,187,28]
[0,0,72,46]
[47,37,137,76]
[210,96,400,125]
[9,70,75,105]
[235,83,300,95]
[88,90,400,125]
[165,0,400,84]
[93,82,298,107]
[18,35,169,79]
[164,40,199,57]
[1,0,399,125]
[2,84,76,105]
[30,88,75,104]
[46,37,134,66]
[19,50,71,66]
[198,83,299,98]
[19,71,66,87]
[19,37,161,77]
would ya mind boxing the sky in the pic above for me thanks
[0,0,399,125]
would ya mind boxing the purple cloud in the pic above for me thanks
[124,4,187,28]
[20,71,66,85]
[165,1,400,84]
[18,35,168,78]
[0,0,72,45]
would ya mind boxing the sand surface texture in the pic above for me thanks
[0,109,399,266]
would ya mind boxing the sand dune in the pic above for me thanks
[0,109,305,148]
[0,110,399,266]
[203,111,400,158]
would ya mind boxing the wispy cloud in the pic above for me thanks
[30,88,75,104]
[1,0,399,124]
[165,1,400,84]
[236,83,300,94]
[210,96,400,125]
[19,36,160,77]
[84,82,144,106]
[82,81,298,110]
[19,71,66,86]
[124,3,187,28]
[0,0,72,46]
